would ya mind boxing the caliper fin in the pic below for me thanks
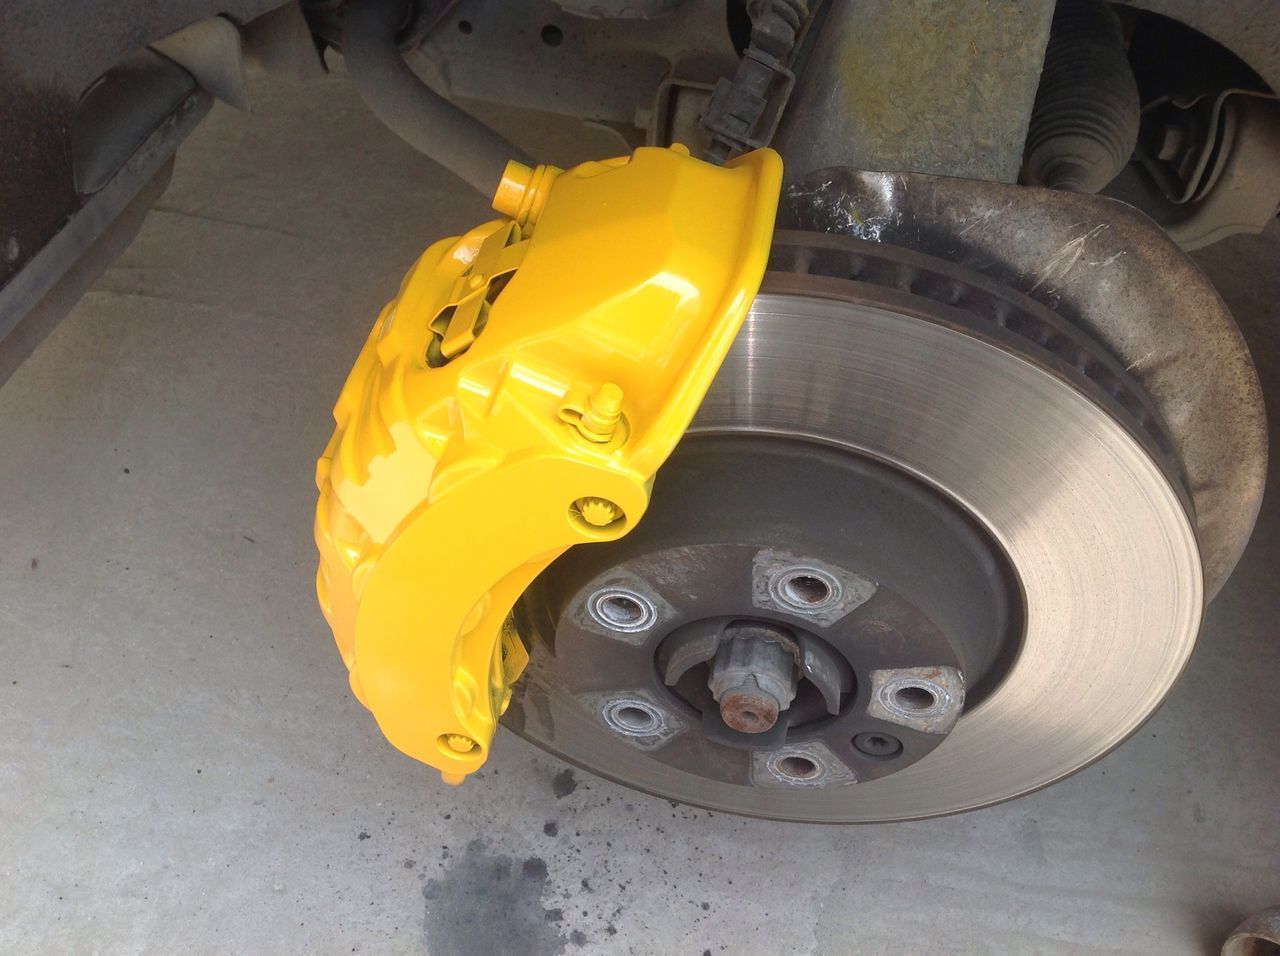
[314,144,782,783]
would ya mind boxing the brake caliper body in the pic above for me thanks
[314,145,782,782]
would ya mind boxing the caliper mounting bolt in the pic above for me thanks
[574,497,624,528]
[444,734,478,754]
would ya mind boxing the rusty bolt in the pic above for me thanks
[719,682,782,734]
[707,623,799,734]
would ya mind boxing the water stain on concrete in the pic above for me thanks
[423,838,565,956]
[552,769,578,798]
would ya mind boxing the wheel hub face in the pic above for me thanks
[518,437,1017,788]
[504,244,1203,822]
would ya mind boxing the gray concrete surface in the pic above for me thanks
[1,70,1278,956]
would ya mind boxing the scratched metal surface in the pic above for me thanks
[779,169,1267,600]
[0,71,1276,954]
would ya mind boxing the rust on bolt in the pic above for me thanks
[720,687,781,734]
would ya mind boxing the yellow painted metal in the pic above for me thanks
[314,144,782,783]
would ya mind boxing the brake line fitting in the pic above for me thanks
[701,0,811,163]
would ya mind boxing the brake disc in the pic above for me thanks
[504,233,1203,822]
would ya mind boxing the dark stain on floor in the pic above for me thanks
[423,838,566,956]
[551,769,578,798]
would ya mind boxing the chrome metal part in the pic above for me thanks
[575,568,676,646]
[774,0,1056,183]
[586,586,658,635]
[600,697,666,737]
[506,246,1204,821]
[768,567,840,614]
[780,170,1265,598]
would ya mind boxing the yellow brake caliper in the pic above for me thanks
[314,144,782,783]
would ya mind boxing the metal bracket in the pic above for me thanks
[426,221,526,367]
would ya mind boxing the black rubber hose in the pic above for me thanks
[341,0,531,196]
[1022,0,1139,193]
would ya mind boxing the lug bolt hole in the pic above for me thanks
[775,754,820,780]
[853,732,903,758]
[893,686,938,712]
[602,699,664,738]
[613,705,656,733]
[587,588,657,633]
[770,566,842,613]
[601,596,642,627]
[783,574,831,606]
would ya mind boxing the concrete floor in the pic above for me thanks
[1,70,1278,956]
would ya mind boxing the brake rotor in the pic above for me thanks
[503,233,1203,822]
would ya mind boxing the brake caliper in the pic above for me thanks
[314,144,782,783]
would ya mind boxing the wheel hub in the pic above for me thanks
[516,430,1021,790]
